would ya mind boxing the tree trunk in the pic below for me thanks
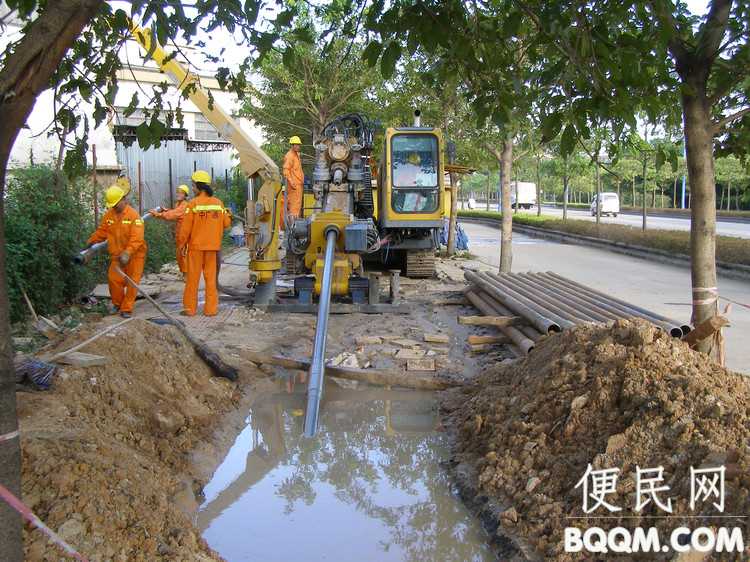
[535,155,542,216]
[726,181,731,211]
[0,4,104,560]
[595,158,601,226]
[631,178,635,207]
[642,157,648,230]
[673,177,678,208]
[485,171,490,212]
[562,172,569,220]
[682,89,718,346]
[719,183,725,210]
[499,135,513,272]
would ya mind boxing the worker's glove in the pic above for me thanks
[119,251,131,266]
[180,246,188,257]
[148,208,159,217]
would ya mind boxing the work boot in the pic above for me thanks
[120,312,132,318]
[179,310,195,317]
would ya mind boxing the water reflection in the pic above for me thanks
[198,380,495,562]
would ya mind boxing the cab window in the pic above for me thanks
[391,134,439,213]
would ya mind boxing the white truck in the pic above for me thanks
[510,181,537,209]
[591,192,620,217]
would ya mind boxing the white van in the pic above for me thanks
[591,192,620,217]
[510,182,537,209]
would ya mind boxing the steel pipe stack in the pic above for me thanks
[463,270,689,352]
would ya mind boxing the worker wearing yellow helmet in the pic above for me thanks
[86,185,147,317]
[282,135,304,219]
[177,170,231,316]
[150,184,191,277]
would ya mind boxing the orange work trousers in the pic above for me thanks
[183,249,219,316]
[287,183,302,218]
[176,245,188,274]
[108,255,145,313]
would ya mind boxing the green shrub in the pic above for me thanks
[4,166,100,322]
[143,218,177,274]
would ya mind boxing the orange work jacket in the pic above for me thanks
[88,205,147,258]
[282,149,304,189]
[158,200,188,236]
[177,193,231,251]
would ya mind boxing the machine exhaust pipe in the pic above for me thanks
[413,109,421,127]
[303,227,338,437]
[73,209,160,265]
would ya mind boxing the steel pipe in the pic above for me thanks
[465,270,560,334]
[465,290,535,354]
[484,273,577,330]
[474,271,571,331]
[473,289,544,342]
[542,272,685,337]
[499,272,600,324]
[303,228,338,437]
[516,273,615,323]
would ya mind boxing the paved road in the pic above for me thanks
[461,220,750,374]
[465,203,750,239]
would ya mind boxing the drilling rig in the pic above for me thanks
[129,26,447,436]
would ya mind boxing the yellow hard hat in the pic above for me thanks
[177,184,190,195]
[115,176,131,196]
[407,152,421,165]
[192,170,211,184]
[289,135,302,145]
[104,185,125,208]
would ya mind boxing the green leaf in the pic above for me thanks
[123,92,139,118]
[362,40,382,68]
[560,124,576,157]
[540,112,563,143]
[282,47,295,69]
[380,41,401,79]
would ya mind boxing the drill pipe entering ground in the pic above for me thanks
[303,228,338,437]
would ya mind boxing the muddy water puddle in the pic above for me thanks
[197,382,496,561]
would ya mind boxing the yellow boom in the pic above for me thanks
[130,24,281,300]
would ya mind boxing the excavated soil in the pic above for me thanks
[17,319,260,561]
[443,319,750,561]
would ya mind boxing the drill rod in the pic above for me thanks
[303,228,338,437]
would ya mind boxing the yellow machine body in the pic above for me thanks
[303,211,361,295]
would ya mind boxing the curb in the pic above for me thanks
[458,216,750,282]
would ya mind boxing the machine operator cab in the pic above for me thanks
[379,128,445,229]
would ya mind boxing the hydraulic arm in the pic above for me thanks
[130,24,282,302]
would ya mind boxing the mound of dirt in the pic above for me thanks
[444,319,750,560]
[18,319,248,560]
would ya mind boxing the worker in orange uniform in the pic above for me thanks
[86,185,147,318]
[282,135,304,220]
[178,170,231,317]
[150,184,190,277]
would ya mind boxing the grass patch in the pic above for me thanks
[458,210,750,267]
[543,202,750,218]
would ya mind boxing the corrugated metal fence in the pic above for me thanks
[115,139,237,210]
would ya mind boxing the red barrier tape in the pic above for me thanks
[0,483,88,561]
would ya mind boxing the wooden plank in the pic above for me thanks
[467,334,511,345]
[355,336,383,346]
[457,315,523,327]
[239,350,458,390]
[407,358,436,371]
[393,338,421,348]
[394,348,426,360]
[423,333,450,344]
[57,351,108,367]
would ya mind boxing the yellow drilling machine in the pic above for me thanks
[128,25,449,436]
